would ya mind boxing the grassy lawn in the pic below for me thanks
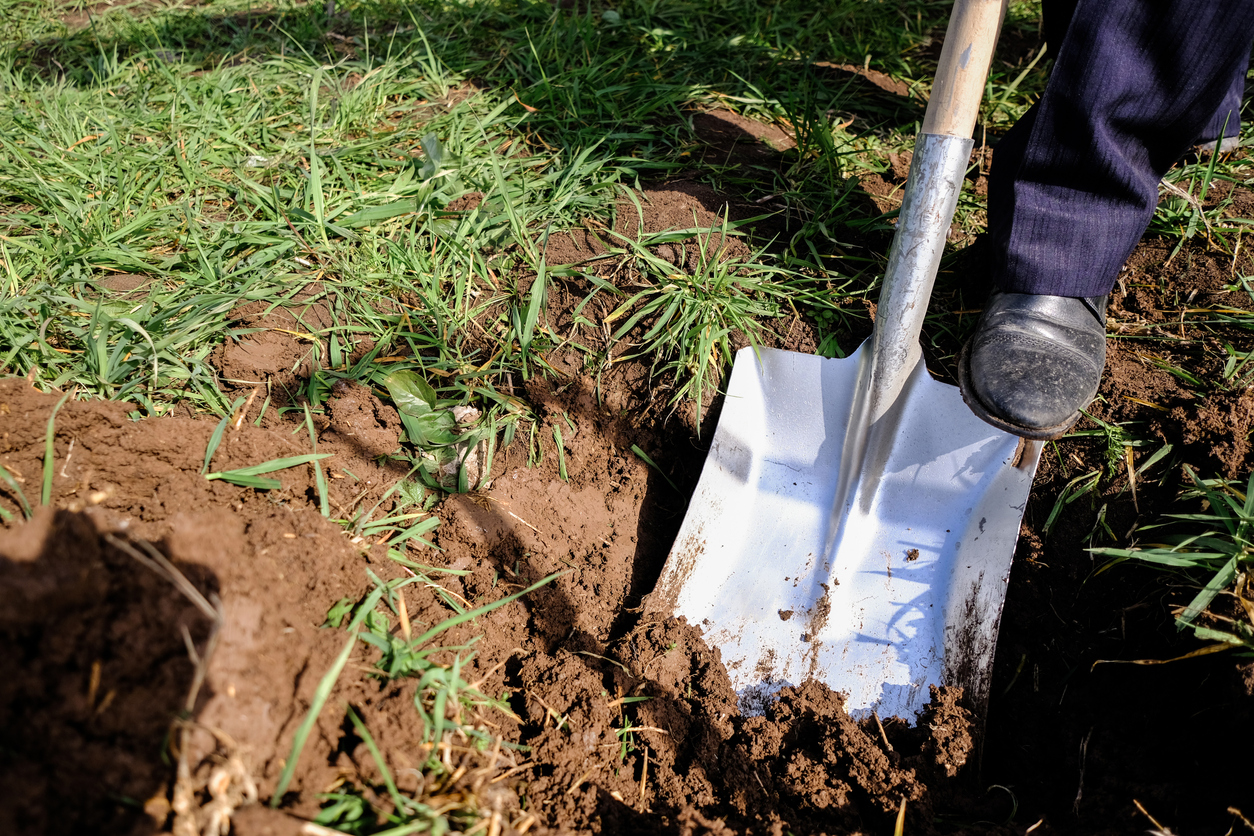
[0,0,1041,424]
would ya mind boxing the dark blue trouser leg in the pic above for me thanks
[1039,0,1244,144]
[987,0,1254,298]
[1202,72,1246,145]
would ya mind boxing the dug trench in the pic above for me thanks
[2,198,1254,835]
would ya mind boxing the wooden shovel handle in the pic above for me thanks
[921,0,1008,138]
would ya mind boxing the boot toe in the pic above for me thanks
[960,292,1107,439]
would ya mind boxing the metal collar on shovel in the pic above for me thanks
[646,0,1042,723]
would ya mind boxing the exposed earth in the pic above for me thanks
[3,90,1254,836]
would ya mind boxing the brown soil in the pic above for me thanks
[3,141,1254,836]
[540,180,760,269]
[0,357,971,836]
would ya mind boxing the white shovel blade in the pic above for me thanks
[651,345,1040,722]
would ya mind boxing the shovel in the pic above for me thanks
[646,0,1042,722]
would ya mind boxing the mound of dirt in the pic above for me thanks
[0,380,422,832]
[0,366,983,836]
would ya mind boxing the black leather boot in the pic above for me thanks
[958,291,1108,440]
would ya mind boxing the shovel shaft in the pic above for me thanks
[864,133,972,424]
[923,0,1009,138]
[861,0,1007,423]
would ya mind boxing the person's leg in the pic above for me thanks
[961,0,1254,438]
[1043,0,1244,151]
[991,0,1254,298]
[1197,70,1246,152]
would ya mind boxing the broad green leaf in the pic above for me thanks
[385,369,439,417]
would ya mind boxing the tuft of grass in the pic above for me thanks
[1092,467,1254,655]
[309,567,564,829]
[202,396,245,474]
[594,215,842,427]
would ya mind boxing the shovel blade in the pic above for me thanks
[651,345,1040,722]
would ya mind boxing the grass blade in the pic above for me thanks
[554,425,567,481]
[344,705,407,813]
[387,515,439,549]
[303,405,330,517]
[203,397,245,475]
[271,585,386,805]
[408,570,567,649]
[206,453,332,481]
[630,444,679,493]
[42,392,72,506]
[1177,554,1239,629]
[0,464,33,520]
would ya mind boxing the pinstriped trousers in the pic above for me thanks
[988,0,1254,297]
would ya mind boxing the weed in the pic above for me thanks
[1150,118,1238,256]
[302,568,563,828]
[1042,469,1101,539]
[553,423,568,481]
[201,397,246,475]
[615,713,641,763]
[1092,467,1254,655]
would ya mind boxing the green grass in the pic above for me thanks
[0,0,1075,428]
[0,0,974,411]
[1092,468,1254,656]
[595,214,853,422]
[0,0,998,463]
